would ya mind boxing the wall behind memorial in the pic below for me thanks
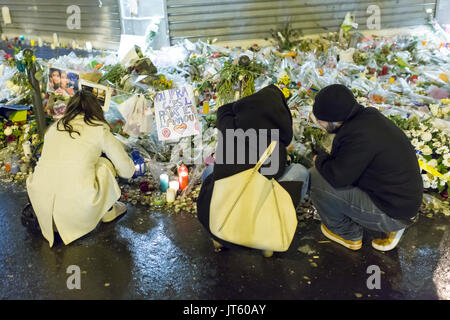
[166,0,437,45]
[0,0,121,50]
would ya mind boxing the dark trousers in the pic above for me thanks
[309,167,410,241]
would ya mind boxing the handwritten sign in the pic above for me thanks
[154,85,200,141]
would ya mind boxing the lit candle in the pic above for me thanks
[178,165,189,191]
[38,37,43,47]
[86,41,93,52]
[166,188,176,203]
[169,180,179,190]
[22,141,31,158]
[160,173,169,192]
[53,33,58,46]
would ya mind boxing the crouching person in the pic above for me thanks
[27,90,135,247]
[310,84,423,251]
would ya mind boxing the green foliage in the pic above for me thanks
[100,63,127,87]
[216,58,265,105]
[270,22,301,51]
[387,115,421,131]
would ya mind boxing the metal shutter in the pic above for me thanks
[0,0,121,50]
[167,0,437,44]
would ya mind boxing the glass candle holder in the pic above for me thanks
[159,174,169,192]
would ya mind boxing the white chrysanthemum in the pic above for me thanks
[437,146,450,155]
[433,141,442,148]
[428,159,438,168]
[429,104,440,116]
[439,178,447,186]
[431,180,438,189]
[443,157,450,167]
[3,127,13,136]
[422,174,431,189]
[421,131,432,142]
[421,145,433,156]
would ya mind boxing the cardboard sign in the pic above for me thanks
[154,86,200,141]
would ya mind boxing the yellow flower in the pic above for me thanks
[280,75,290,85]
[282,87,290,98]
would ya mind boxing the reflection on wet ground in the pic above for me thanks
[0,187,449,299]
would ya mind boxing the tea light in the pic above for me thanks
[169,180,179,190]
[166,188,176,203]
[160,173,169,192]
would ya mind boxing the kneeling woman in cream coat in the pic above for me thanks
[27,90,135,247]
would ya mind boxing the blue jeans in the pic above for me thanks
[309,167,409,241]
[201,163,310,202]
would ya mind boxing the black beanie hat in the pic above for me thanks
[313,84,359,122]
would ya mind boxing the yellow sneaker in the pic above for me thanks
[372,228,405,251]
[321,224,362,250]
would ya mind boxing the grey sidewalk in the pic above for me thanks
[0,185,449,300]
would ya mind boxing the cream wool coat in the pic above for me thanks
[27,115,135,247]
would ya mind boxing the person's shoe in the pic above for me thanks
[372,228,405,251]
[102,202,127,223]
[321,224,362,250]
[262,250,274,258]
[212,239,223,253]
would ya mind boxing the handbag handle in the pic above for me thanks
[253,140,278,172]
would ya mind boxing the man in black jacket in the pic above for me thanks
[310,84,423,251]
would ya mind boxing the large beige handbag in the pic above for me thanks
[209,141,298,252]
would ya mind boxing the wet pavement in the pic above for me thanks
[0,185,449,300]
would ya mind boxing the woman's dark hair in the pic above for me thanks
[57,90,109,138]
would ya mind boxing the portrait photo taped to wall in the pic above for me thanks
[47,67,80,97]
[80,80,112,112]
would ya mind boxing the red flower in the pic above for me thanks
[409,75,418,84]
[139,181,150,193]
[6,135,16,143]
[297,81,302,87]
[379,65,389,76]
[4,54,12,59]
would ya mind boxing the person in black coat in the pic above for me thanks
[196,84,310,257]
[310,84,423,252]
